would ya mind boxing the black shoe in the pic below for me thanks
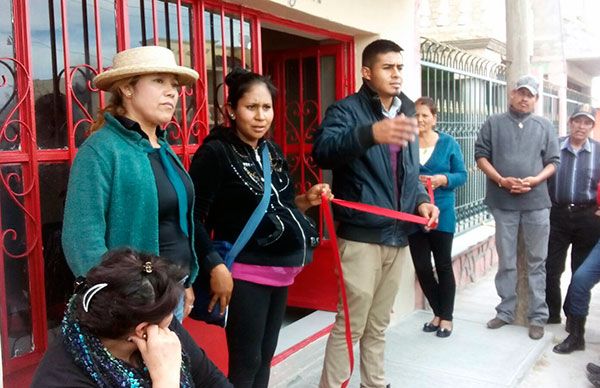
[547,315,561,324]
[436,327,452,338]
[588,371,600,388]
[553,316,586,354]
[423,322,439,332]
[553,333,585,353]
[588,363,600,375]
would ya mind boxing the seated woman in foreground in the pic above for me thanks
[32,248,232,387]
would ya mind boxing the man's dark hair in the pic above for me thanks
[75,248,186,339]
[362,39,403,68]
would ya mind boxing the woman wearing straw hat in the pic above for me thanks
[62,45,200,322]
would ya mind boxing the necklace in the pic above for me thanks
[419,130,439,147]
[61,297,194,387]
[508,111,532,129]
[419,146,435,164]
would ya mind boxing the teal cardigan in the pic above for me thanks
[419,132,467,233]
[62,113,199,285]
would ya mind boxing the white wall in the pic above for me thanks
[231,0,422,99]
[419,0,506,43]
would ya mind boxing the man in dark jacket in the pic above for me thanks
[313,39,439,388]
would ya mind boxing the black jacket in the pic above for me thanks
[312,83,430,247]
[31,319,232,387]
[189,126,317,277]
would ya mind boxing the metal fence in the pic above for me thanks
[543,82,560,129]
[543,82,592,131]
[420,38,507,233]
[566,88,592,116]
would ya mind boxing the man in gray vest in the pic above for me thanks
[475,75,560,339]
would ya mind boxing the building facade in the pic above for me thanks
[419,0,598,135]
[1,0,424,384]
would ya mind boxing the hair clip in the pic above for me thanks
[143,261,153,274]
[82,283,108,312]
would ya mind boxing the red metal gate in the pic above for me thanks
[264,44,351,311]
[0,0,353,384]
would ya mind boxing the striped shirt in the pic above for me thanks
[548,136,600,205]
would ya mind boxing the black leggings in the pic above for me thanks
[408,230,456,321]
[225,279,288,388]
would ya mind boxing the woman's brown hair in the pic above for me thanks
[88,76,139,133]
[75,248,186,339]
[415,96,438,116]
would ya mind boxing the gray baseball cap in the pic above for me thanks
[570,104,596,123]
[515,75,539,96]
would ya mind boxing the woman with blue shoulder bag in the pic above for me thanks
[189,68,332,388]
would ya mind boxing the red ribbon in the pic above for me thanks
[329,198,437,228]
[321,195,354,388]
[320,182,436,387]
[426,177,435,204]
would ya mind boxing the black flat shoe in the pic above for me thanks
[588,363,600,375]
[436,327,452,338]
[423,322,439,332]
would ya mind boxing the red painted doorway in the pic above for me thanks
[262,35,347,313]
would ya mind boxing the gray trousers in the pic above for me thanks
[490,208,550,326]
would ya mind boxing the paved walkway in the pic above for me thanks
[270,264,600,387]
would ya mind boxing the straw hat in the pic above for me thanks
[93,46,199,91]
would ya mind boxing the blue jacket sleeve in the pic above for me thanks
[61,144,111,276]
[312,103,375,169]
[445,138,467,190]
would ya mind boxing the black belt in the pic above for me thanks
[554,203,596,212]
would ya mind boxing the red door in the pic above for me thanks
[264,44,348,311]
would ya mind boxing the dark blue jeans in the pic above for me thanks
[565,240,600,317]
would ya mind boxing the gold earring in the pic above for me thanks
[230,114,235,120]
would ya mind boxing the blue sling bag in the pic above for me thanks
[190,143,272,327]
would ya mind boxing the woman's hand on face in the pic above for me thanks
[209,264,233,314]
[183,287,195,319]
[130,325,182,388]
[305,183,334,207]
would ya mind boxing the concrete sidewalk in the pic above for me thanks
[270,266,600,387]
